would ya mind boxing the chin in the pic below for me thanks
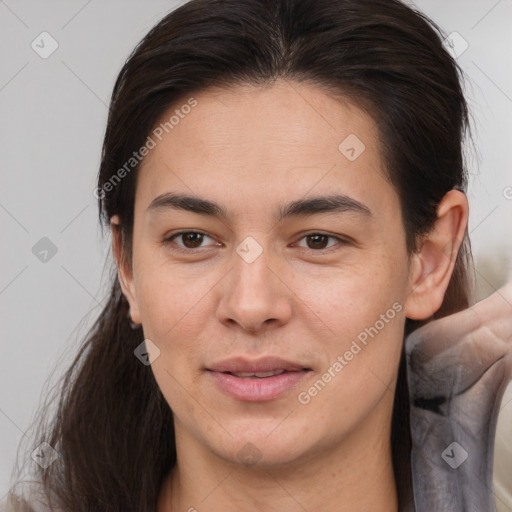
[206,420,315,468]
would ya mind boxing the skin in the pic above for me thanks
[111,79,468,512]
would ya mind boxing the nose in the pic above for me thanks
[216,241,293,333]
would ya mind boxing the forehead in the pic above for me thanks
[135,80,398,223]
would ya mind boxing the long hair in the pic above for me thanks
[6,1,474,510]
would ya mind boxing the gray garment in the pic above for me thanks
[406,281,512,512]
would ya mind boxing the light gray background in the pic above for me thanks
[1,0,511,504]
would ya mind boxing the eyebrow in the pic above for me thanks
[146,192,372,222]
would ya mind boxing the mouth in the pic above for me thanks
[221,369,303,378]
[206,358,312,401]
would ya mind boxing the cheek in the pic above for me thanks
[133,259,220,410]
[134,254,213,340]
[304,254,407,333]
[301,251,408,386]
[134,263,208,413]
[300,285,405,427]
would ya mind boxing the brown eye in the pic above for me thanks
[179,232,205,249]
[295,233,345,252]
[163,231,215,252]
[305,234,330,250]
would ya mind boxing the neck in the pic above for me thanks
[158,397,399,512]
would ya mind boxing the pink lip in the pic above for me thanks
[206,356,312,402]
[207,356,309,374]
[208,370,310,401]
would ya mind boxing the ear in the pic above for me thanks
[110,215,141,324]
[404,189,469,320]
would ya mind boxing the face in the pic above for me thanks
[116,80,416,467]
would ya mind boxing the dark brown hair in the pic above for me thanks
[6,1,474,510]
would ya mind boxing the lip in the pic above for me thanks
[206,356,312,402]
[207,356,310,374]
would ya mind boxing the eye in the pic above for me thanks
[293,232,347,253]
[162,230,349,255]
[163,231,217,252]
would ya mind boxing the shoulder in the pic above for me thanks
[0,492,37,512]
[0,479,57,512]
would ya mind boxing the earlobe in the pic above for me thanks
[404,189,469,320]
[110,215,142,325]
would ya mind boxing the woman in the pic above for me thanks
[2,0,510,510]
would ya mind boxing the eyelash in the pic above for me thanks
[162,230,349,255]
